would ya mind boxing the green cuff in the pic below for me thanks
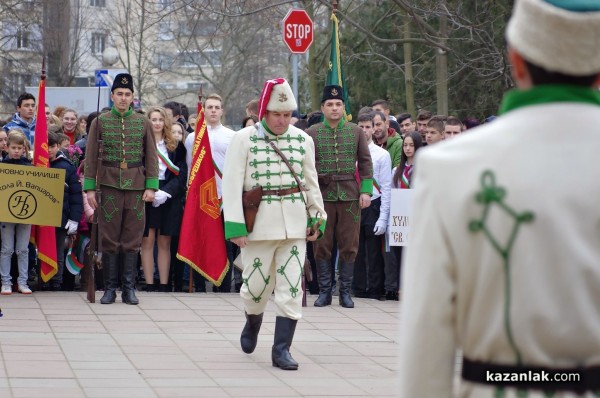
[145,177,159,190]
[307,217,327,240]
[83,177,96,191]
[360,178,373,195]
[225,221,248,239]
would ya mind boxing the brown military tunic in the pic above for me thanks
[84,108,159,253]
[306,119,373,262]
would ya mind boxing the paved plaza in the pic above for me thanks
[0,292,400,398]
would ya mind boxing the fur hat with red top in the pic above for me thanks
[257,78,297,120]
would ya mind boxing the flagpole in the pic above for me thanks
[188,83,203,294]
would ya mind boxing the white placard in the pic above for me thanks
[388,189,413,246]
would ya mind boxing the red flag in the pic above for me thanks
[177,100,229,285]
[30,71,58,282]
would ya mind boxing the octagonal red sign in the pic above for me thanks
[282,9,314,54]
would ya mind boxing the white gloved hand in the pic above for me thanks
[152,189,172,207]
[373,219,387,235]
[65,219,79,235]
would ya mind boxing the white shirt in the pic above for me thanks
[185,123,236,198]
[157,139,167,180]
[368,141,392,225]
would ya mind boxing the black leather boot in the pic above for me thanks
[158,284,171,292]
[100,253,118,304]
[313,259,332,307]
[121,252,139,305]
[240,312,263,354]
[271,317,298,370]
[338,261,355,308]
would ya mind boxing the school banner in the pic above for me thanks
[388,189,413,246]
[0,163,64,226]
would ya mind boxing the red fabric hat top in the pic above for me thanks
[258,78,286,121]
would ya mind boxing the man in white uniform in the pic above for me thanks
[222,78,326,370]
[399,0,600,396]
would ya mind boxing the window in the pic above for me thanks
[16,29,29,49]
[91,33,106,54]
[158,0,173,9]
[90,0,105,7]
[158,21,173,41]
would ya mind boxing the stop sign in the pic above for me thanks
[282,9,314,54]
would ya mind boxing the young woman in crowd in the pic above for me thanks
[141,107,187,292]
[386,131,423,301]
[61,109,80,144]
[171,122,186,142]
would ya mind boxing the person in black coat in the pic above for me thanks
[141,107,188,292]
[47,131,83,290]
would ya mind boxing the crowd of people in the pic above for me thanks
[0,75,486,300]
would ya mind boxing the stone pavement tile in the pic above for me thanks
[9,378,80,388]
[168,332,230,342]
[294,341,361,356]
[310,355,376,365]
[0,332,56,345]
[154,321,214,334]
[195,361,262,371]
[111,333,176,347]
[154,387,229,398]
[145,377,217,387]
[126,353,197,370]
[74,369,145,379]
[70,361,134,370]
[83,387,158,398]
[96,314,151,322]
[224,386,304,397]
[203,368,273,380]
[138,369,206,379]
[101,320,163,333]
[90,304,144,315]
[330,330,391,342]
[45,314,98,321]
[56,333,115,345]
[347,376,401,397]
[0,378,8,387]
[5,360,74,378]
[0,308,44,320]
[3,351,65,361]
[181,346,242,361]
[42,307,95,315]
[78,378,150,388]
[0,320,51,333]
[284,378,369,396]
[1,344,62,354]
[309,322,369,331]
[346,341,400,357]
[121,345,184,355]
[137,296,190,310]
[12,388,85,398]
[214,376,287,388]
[61,345,127,362]
[143,310,202,322]
[48,320,106,333]
[0,388,9,398]
[321,362,396,377]
[0,297,40,309]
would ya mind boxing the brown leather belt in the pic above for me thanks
[102,161,143,169]
[331,174,355,181]
[262,187,301,197]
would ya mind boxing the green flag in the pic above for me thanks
[326,13,352,121]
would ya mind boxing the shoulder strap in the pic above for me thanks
[264,135,307,193]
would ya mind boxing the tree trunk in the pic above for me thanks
[306,1,319,113]
[436,7,448,115]
[403,14,415,118]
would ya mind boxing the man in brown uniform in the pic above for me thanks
[84,73,159,305]
[306,85,373,308]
